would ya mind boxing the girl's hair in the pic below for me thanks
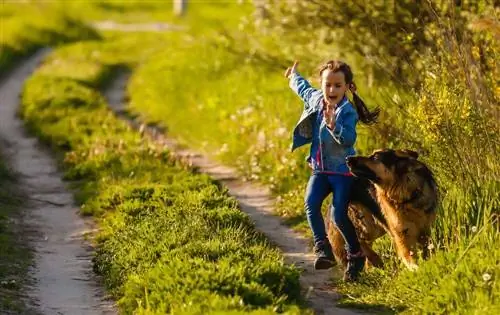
[319,60,379,125]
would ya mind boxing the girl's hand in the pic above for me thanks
[324,105,336,130]
[284,60,299,79]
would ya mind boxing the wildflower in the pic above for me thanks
[427,243,435,250]
[483,273,492,282]
[257,131,266,146]
[240,106,254,116]
[392,93,401,104]
[275,127,288,137]
[427,71,437,80]
[471,226,478,233]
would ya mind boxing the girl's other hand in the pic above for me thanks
[324,105,336,130]
[284,60,299,79]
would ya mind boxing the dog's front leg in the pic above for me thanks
[393,226,419,271]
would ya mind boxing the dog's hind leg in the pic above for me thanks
[326,207,348,267]
[328,223,348,267]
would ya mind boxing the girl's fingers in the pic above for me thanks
[284,60,299,78]
[284,67,290,78]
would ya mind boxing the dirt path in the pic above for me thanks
[0,50,116,314]
[91,20,184,32]
[105,72,367,315]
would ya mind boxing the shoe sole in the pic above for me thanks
[314,259,336,270]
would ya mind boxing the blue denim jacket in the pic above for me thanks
[289,73,358,174]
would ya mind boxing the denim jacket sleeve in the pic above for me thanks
[289,72,322,111]
[327,107,358,146]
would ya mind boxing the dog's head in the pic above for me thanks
[346,149,425,188]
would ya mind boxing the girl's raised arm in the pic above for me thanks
[285,61,321,110]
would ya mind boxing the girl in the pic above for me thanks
[284,60,379,281]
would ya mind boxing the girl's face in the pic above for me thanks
[321,70,348,106]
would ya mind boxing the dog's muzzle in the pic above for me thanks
[346,156,358,167]
[346,157,379,182]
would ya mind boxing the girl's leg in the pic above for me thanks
[329,175,365,281]
[304,174,331,244]
[329,175,360,253]
[304,174,335,269]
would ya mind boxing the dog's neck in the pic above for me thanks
[374,182,416,208]
[374,183,436,215]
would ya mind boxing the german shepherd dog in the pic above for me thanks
[327,149,439,271]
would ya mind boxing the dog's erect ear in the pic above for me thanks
[395,149,419,160]
[398,160,426,174]
[406,162,425,173]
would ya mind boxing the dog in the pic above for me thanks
[327,149,439,271]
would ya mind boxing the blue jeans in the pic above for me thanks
[304,173,361,254]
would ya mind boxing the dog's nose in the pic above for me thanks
[346,156,357,166]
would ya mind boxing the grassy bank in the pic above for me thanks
[19,42,307,314]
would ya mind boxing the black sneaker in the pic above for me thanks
[313,239,336,270]
[343,251,366,281]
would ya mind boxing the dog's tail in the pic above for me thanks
[326,208,349,267]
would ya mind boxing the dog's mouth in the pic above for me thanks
[348,164,380,182]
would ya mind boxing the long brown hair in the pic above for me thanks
[319,60,379,125]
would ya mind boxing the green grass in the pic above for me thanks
[5,1,499,313]
[60,0,249,34]
[337,224,499,314]
[19,42,308,314]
